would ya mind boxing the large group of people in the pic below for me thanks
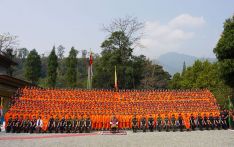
[4,86,233,133]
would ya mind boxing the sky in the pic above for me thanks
[0,0,233,59]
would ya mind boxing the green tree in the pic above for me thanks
[93,31,170,89]
[169,73,181,89]
[169,60,232,106]
[140,59,170,89]
[66,47,78,87]
[95,31,133,89]
[24,49,41,84]
[213,15,234,100]
[47,46,58,87]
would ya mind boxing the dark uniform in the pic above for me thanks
[132,115,138,133]
[209,113,215,130]
[221,114,227,130]
[178,114,183,132]
[79,116,85,133]
[48,116,54,133]
[59,117,66,133]
[203,114,209,130]
[164,115,170,132]
[189,114,196,130]
[66,116,72,133]
[6,116,13,133]
[157,115,162,132]
[197,114,203,130]
[214,114,221,130]
[170,114,176,132]
[30,116,37,133]
[12,116,18,133]
[140,116,147,132]
[22,117,30,133]
[16,116,24,133]
[54,116,60,133]
[148,115,154,132]
[72,116,78,133]
[85,116,92,133]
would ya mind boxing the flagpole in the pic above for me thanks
[228,96,231,129]
[115,66,118,91]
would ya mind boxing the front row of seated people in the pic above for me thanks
[6,113,228,133]
[6,114,92,133]
[132,113,228,132]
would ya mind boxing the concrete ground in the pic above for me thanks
[0,130,234,147]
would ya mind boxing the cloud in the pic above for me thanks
[137,14,205,58]
[169,14,205,28]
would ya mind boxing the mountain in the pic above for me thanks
[153,52,216,76]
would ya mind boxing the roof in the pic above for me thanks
[0,75,33,97]
[0,75,32,88]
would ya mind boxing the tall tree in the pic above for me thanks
[24,49,41,84]
[96,31,133,89]
[103,16,144,47]
[66,47,78,87]
[182,61,186,75]
[57,45,65,59]
[47,46,58,87]
[213,15,234,100]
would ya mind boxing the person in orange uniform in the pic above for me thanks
[42,115,49,133]
[184,113,190,131]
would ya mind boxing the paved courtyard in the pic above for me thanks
[0,130,234,147]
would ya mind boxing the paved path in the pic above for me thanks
[0,130,234,147]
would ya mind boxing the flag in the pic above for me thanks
[89,52,93,65]
[114,66,118,90]
[90,52,93,77]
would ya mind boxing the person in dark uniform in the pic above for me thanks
[197,113,204,131]
[79,114,85,133]
[15,115,23,133]
[48,115,54,133]
[54,115,60,133]
[203,114,209,130]
[214,113,221,130]
[164,114,170,132]
[221,114,227,130]
[208,113,215,130]
[140,115,147,132]
[223,109,229,128]
[59,116,66,133]
[85,115,92,133]
[66,116,72,133]
[6,115,13,133]
[22,116,30,133]
[12,115,18,133]
[157,114,162,132]
[189,114,196,131]
[72,115,78,133]
[30,116,37,133]
[148,114,154,132]
[170,114,176,132]
[178,113,184,132]
[132,114,138,133]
